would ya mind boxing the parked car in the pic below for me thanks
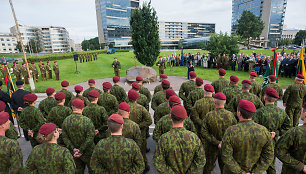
[0,57,16,64]
[107,48,116,54]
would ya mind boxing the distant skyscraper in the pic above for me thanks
[95,0,139,48]
[231,0,287,47]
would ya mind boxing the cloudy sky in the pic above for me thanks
[0,0,305,43]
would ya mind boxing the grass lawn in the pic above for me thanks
[1,49,296,92]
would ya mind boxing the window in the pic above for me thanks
[2,43,5,46]
[7,39,10,41]
[0,38,3,41]
[8,44,11,46]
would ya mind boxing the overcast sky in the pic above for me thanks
[0,0,305,43]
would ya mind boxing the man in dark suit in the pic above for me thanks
[0,81,13,123]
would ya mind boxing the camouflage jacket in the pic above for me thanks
[90,135,145,174]
[154,84,173,94]
[59,89,74,107]
[137,93,149,111]
[38,97,57,118]
[97,93,119,116]
[261,83,284,101]
[276,124,306,173]
[283,83,306,108]
[179,80,196,102]
[19,106,46,134]
[5,122,18,140]
[82,87,102,99]
[128,102,152,132]
[69,95,90,107]
[153,114,197,142]
[222,85,241,106]
[221,120,274,173]
[250,80,261,97]
[211,78,229,93]
[153,102,170,124]
[191,97,215,127]
[0,136,23,173]
[47,105,72,128]
[53,64,59,73]
[46,64,52,71]
[186,88,204,109]
[110,84,127,104]
[153,127,206,174]
[112,61,121,70]
[139,85,151,103]
[151,90,167,111]
[25,143,75,174]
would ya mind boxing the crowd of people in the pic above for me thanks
[0,68,305,174]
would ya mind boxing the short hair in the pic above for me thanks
[162,84,170,90]
[204,90,213,95]
[237,106,254,119]
[56,99,64,104]
[190,76,196,80]
[103,87,109,92]
[242,83,252,90]
[250,76,256,80]
[132,87,139,92]
[166,94,172,100]
[264,94,277,103]
[195,81,203,87]
[169,101,176,108]
[296,77,304,82]
[88,96,96,102]
[17,85,23,88]
[270,78,277,82]
[47,93,53,97]
[36,130,55,144]
[214,99,226,106]
[118,109,128,116]
[170,113,184,123]
[107,120,122,133]
[24,101,34,106]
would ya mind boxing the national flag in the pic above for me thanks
[262,62,271,88]
[296,48,306,84]
[271,48,279,83]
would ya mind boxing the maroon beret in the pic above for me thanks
[61,80,69,87]
[47,61,49,63]
[204,84,214,92]
[269,75,277,80]
[31,62,34,65]
[219,68,226,76]
[128,90,139,100]
[39,123,56,135]
[171,104,187,119]
[239,99,256,113]
[88,90,100,98]
[108,114,124,124]
[24,94,37,102]
[230,75,239,82]
[250,72,257,77]
[71,98,84,109]
[166,89,176,97]
[74,85,83,92]
[54,61,57,63]
[242,80,252,85]
[46,88,55,95]
[162,80,170,86]
[22,63,25,65]
[214,92,226,100]
[54,92,66,100]
[196,77,203,84]
[42,63,44,65]
[160,74,168,79]
[189,71,197,78]
[88,79,95,84]
[118,102,130,112]
[0,101,6,112]
[169,95,181,104]
[296,74,304,79]
[136,76,143,81]
[0,112,9,125]
[303,102,306,109]
[113,76,120,82]
[132,82,140,90]
[265,88,279,99]
[103,82,112,89]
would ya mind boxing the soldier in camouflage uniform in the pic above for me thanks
[153,89,177,123]
[21,63,29,84]
[12,63,21,81]
[46,61,52,79]
[82,90,108,144]
[110,76,127,104]
[40,63,47,81]
[69,85,90,107]
[82,79,102,99]
[221,99,274,173]
[186,77,204,109]
[151,80,170,111]
[91,114,145,173]
[153,105,206,173]
[136,76,151,103]
[222,75,241,107]
[59,80,74,107]
[31,62,39,82]
[191,84,215,132]
[112,57,121,77]
[25,123,76,173]
[201,92,237,174]
[38,88,57,118]
[283,74,306,127]
[19,94,46,147]
[253,88,291,174]
[260,75,283,104]
[249,72,261,97]
[132,83,149,111]
[62,98,96,174]
[179,71,196,111]
[29,62,36,82]
[38,60,43,70]
[0,112,24,173]
[97,82,118,116]
[276,103,306,174]
[0,101,18,140]
[154,74,172,94]
[211,68,229,93]
[53,61,59,81]
[156,56,166,76]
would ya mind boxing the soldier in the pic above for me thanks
[0,112,24,173]
[154,74,172,94]
[191,84,215,132]
[151,80,170,111]
[110,76,127,104]
[153,96,196,142]
[276,102,306,174]
[0,101,18,140]
[90,114,145,173]
[179,71,196,111]
[53,61,59,81]
[156,56,166,76]
[211,68,229,93]
[15,62,22,80]
[221,100,274,173]
[69,85,90,107]
[46,61,52,79]
[131,83,149,111]
[21,63,29,84]
[249,72,261,97]
[153,104,206,173]
[38,60,43,70]
[136,76,151,104]
[227,80,264,118]
[97,82,118,116]
[82,79,102,99]
[12,62,21,81]
[260,75,283,104]
[0,81,13,123]
[283,74,306,127]
[253,88,291,174]
[186,77,204,109]
[25,123,76,173]
[32,62,39,82]
[38,88,57,118]
[112,57,121,77]
[18,94,46,147]
[82,90,108,144]
[222,75,241,106]
[153,89,177,123]
[40,63,47,81]
[79,54,83,63]
[59,80,74,106]
[201,92,237,174]
[29,62,36,82]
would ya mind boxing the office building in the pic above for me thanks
[0,33,18,54]
[281,29,299,40]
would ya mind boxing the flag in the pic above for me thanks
[296,48,306,84]
[262,61,271,88]
[271,48,279,83]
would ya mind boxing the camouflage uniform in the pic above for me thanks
[221,120,274,173]
[46,63,52,79]
[153,127,206,173]
[25,143,75,173]
[13,65,21,81]
[153,114,196,142]
[156,60,165,75]
[137,93,149,111]
[110,84,127,104]
[5,122,18,140]
[82,103,108,144]
[283,83,306,126]
[222,86,241,107]
[261,83,284,101]
[253,104,292,174]
[276,124,306,174]
[186,88,204,109]
[154,84,173,94]
[151,90,167,111]
[201,108,237,173]
[191,97,215,132]
[62,113,96,174]
[82,87,102,99]
[18,106,46,147]
[69,95,90,107]
[38,97,57,118]
[0,136,23,173]
[40,65,47,81]
[112,61,121,77]
[90,135,145,174]
[59,89,73,107]
[250,80,261,97]
[211,78,229,93]
[153,102,170,124]
[179,80,196,110]
[97,93,118,116]
[53,64,59,81]
[32,64,39,82]
[139,85,151,103]
[21,65,29,84]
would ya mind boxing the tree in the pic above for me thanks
[294,30,306,45]
[26,39,41,53]
[108,43,114,48]
[81,37,100,51]
[130,1,160,67]
[236,10,264,49]
[178,42,183,49]
[197,42,206,49]
[16,41,22,52]
[278,38,293,46]
[206,32,240,59]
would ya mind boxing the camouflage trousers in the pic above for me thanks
[114,70,120,77]
[266,156,276,174]
[285,105,301,127]
[48,71,52,79]
[159,69,164,76]
[55,73,59,81]
[140,128,148,167]
[281,164,302,174]
[203,143,224,174]
[74,149,93,174]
